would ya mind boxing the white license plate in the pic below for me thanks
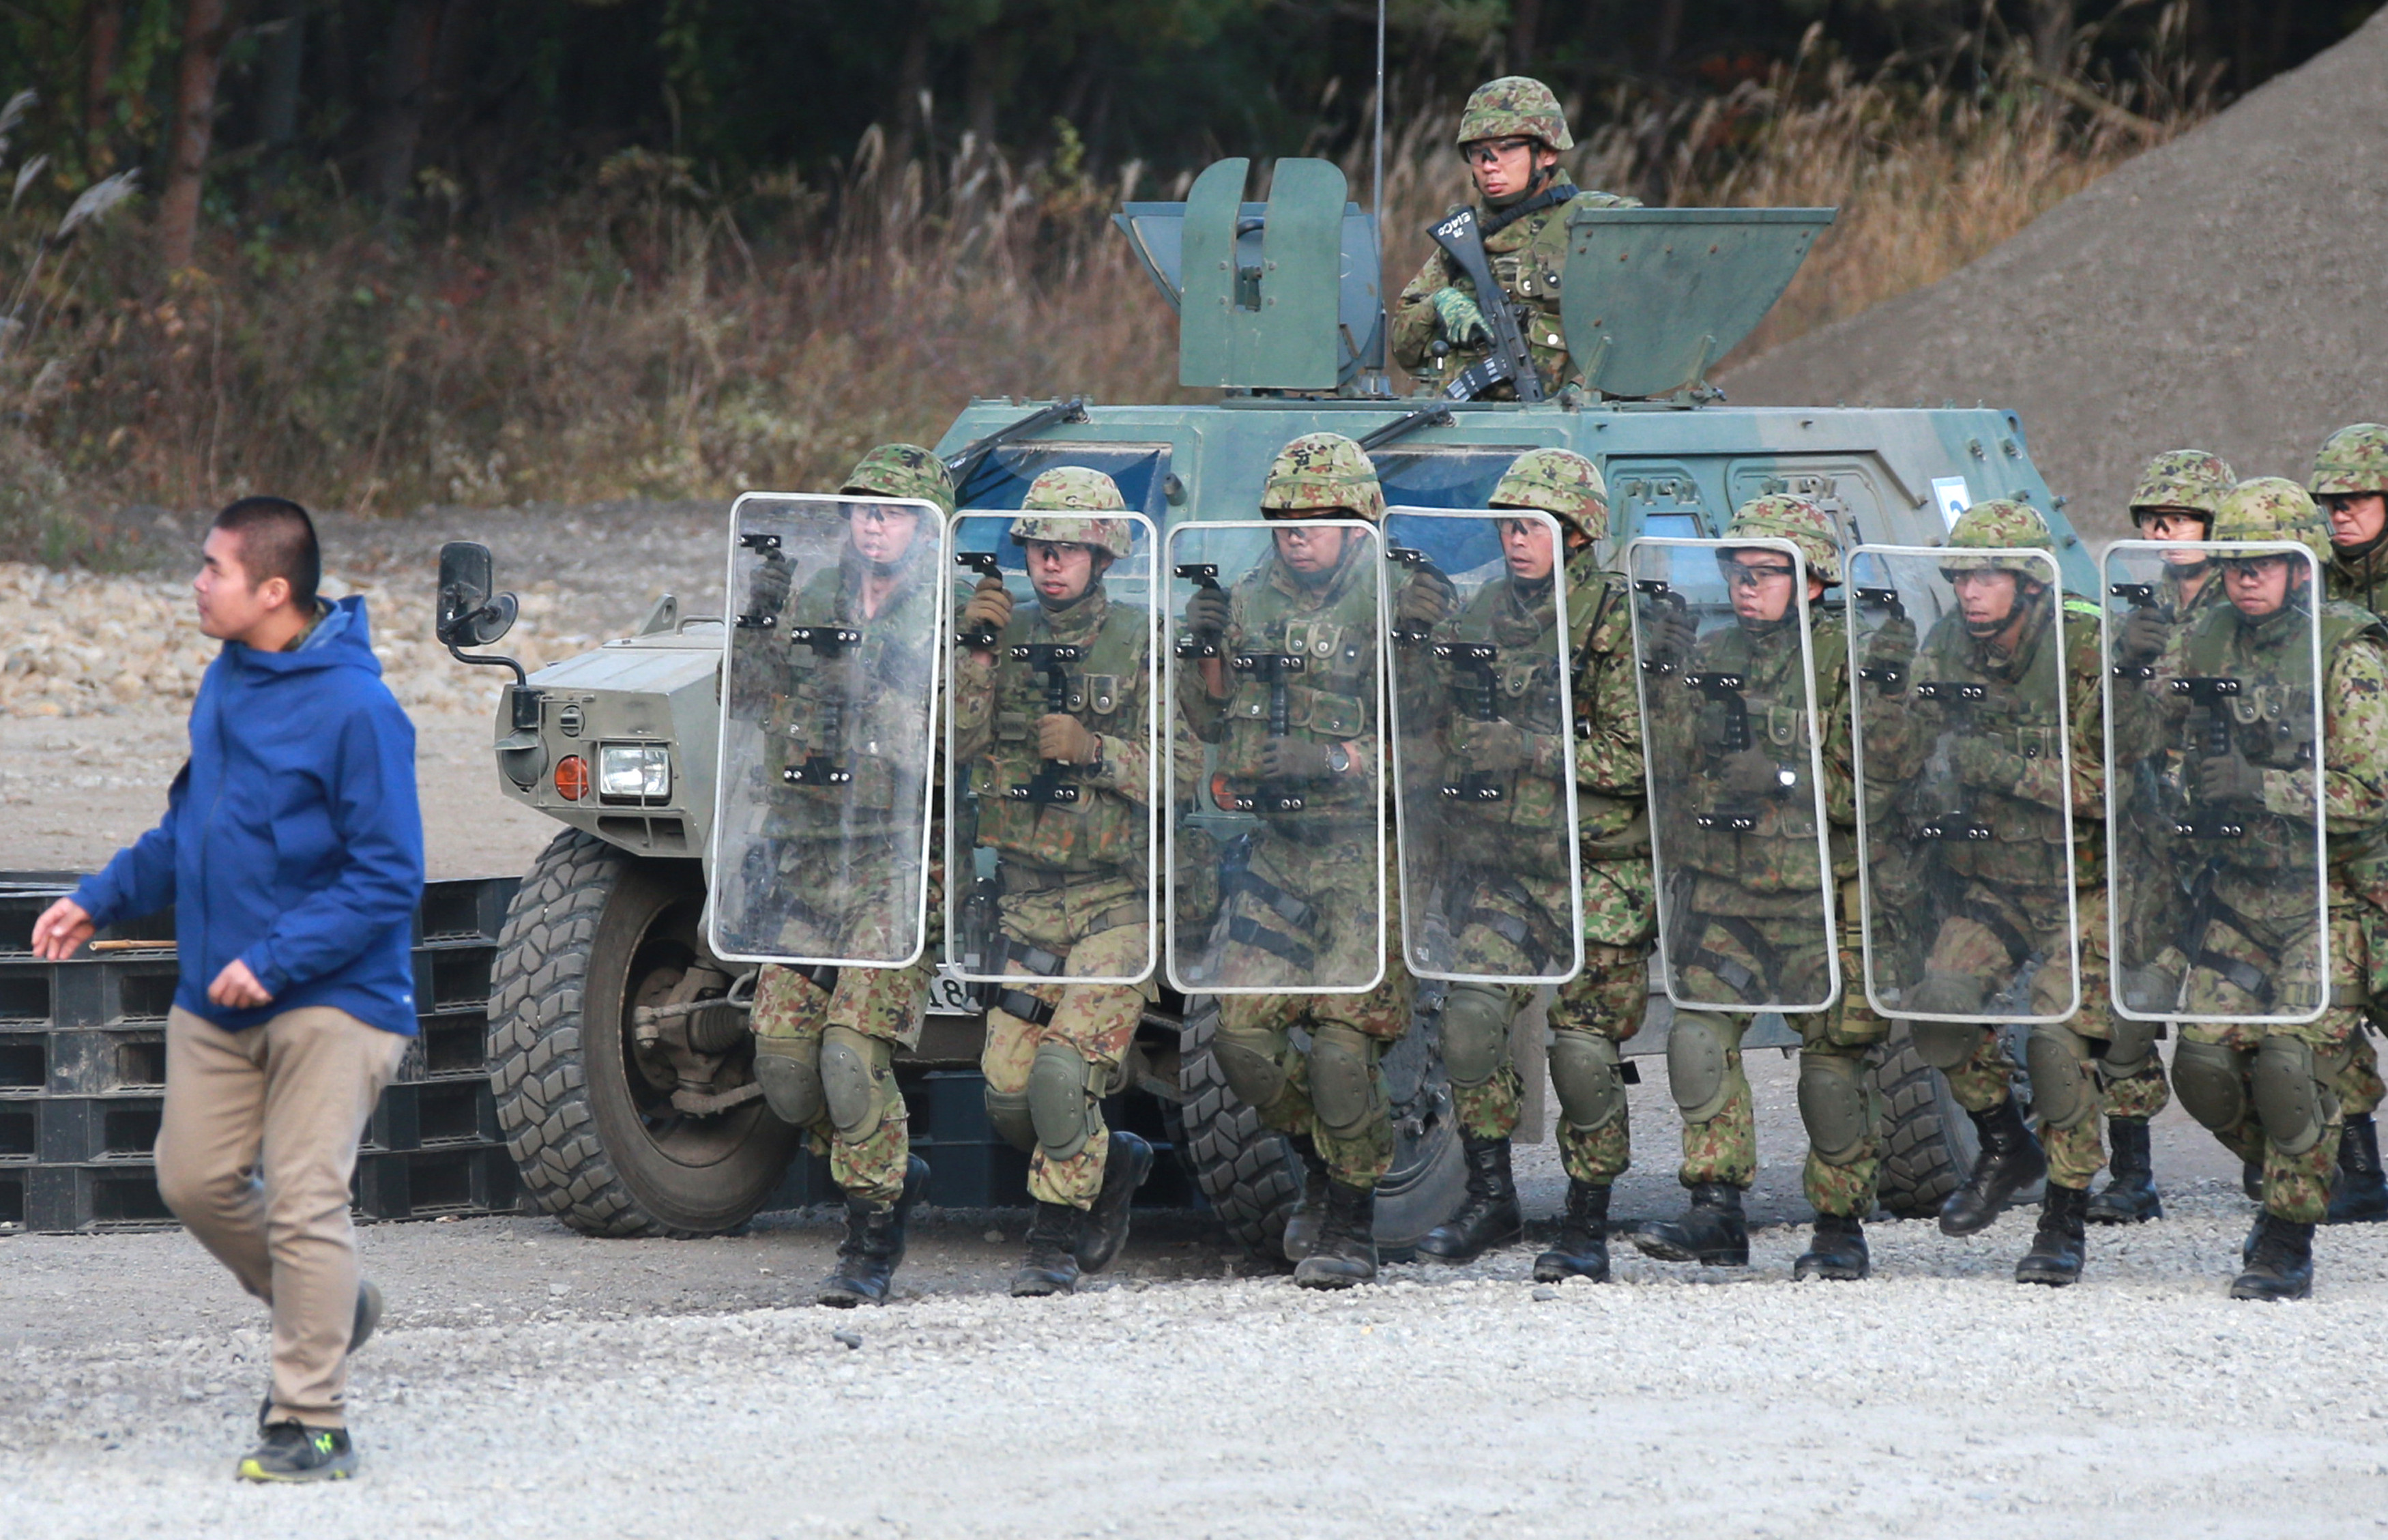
[926,965,979,1016]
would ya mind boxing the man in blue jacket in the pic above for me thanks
[32,496,423,1483]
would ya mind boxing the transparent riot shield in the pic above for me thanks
[708,492,946,968]
[1627,536,1838,1013]
[1163,519,1388,996]
[1383,507,1582,983]
[2104,539,2329,1025]
[1847,546,2078,1023]
[943,510,1161,986]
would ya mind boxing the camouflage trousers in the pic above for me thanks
[1448,854,1655,1187]
[1217,839,1412,1189]
[2166,897,2367,1224]
[1672,880,1889,1219]
[744,832,944,1206]
[981,875,1155,1210]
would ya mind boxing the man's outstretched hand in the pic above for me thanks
[208,959,274,1009]
[30,897,93,961]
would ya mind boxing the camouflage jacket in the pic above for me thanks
[1390,181,1641,397]
[2328,539,2388,620]
[759,551,940,838]
[1859,592,2105,890]
[951,583,1151,877]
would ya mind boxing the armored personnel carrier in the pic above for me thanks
[439,157,2085,1249]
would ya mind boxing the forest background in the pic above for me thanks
[0,0,2378,563]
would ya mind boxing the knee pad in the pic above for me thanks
[1665,1011,1736,1123]
[1906,970,1987,1022]
[2097,1015,2162,1082]
[752,1037,825,1128]
[1547,1030,1626,1134]
[982,1087,1035,1154]
[2172,1037,2251,1133]
[2024,1023,2098,1132]
[1307,1025,1384,1139]
[1212,1023,1291,1115]
[1910,1016,1985,1074]
[1796,1053,1872,1167]
[818,1026,892,1141]
[2253,1036,2333,1157]
[1438,985,1515,1089]
[1028,1043,1100,1163]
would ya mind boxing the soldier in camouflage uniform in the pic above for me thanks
[1628,496,1891,1281]
[1856,501,2116,1285]
[1181,432,1446,1290]
[2092,450,2235,1223]
[2114,478,2388,1299]
[1408,449,1651,1283]
[950,467,1157,1296]
[1390,77,1640,398]
[2309,423,2388,1225]
[742,444,949,1307]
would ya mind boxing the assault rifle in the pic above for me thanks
[1426,207,1545,403]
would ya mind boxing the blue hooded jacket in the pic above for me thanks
[72,596,425,1036]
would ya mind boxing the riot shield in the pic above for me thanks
[1847,545,2078,1023]
[2104,539,2329,1025]
[1627,536,1838,1013]
[708,492,946,968]
[1163,519,1388,996]
[944,509,1161,986]
[1383,507,1582,983]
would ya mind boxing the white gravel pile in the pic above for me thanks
[0,562,601,719]
[3,1187,2385,1537]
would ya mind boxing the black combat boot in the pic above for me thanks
[1533,1179,1611,1283]
[2230,1213,2316,1301]
[1071,1130,1154,1273]
[1792,1214,1869,1281]
[2325,1114,2387,1225]
[1415,1135,1524,1263]
[1631,1182,1750,1267]
[2015,1182,2090,1286]
[1292,1179,1379,1290]
[1279,1135,1331,1264]
[2241,1159,2265,1203]
[2085,1116,2163,1224]
[817,1155,929,1307]
[1938,1099,2047,1236]
[1010,1202,1083,1298]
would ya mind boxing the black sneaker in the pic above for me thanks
[237,1421,358,1483]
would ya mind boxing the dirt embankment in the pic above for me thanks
[1725,10,2388,547]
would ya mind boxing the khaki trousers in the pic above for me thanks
[157,1005,406,1428]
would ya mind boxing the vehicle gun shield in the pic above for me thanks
[1627,536,1838,1013]
[707,492,948,968]
[1163,519,1389,996]
[1383,508,1582,983]
[1847,545,2079,1023]
[2103,539,2329,1025]
[943,510,1162,985]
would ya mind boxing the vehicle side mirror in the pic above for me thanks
[437,541,518,648]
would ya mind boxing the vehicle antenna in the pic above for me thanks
[1371,0,1388,394]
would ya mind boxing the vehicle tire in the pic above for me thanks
[489,829,798,1237]
[1871,1025,1982,1219]
[1176,997,1302,1258]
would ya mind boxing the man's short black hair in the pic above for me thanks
[211,496,320,610]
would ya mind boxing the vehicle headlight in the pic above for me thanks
[597,743,671,800]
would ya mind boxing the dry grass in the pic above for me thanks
[0,48,2207,557]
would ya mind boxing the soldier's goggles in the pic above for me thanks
[2215,552,2297,577]
[1461,136,1538,166]
[2320,493,2382,514]
[1715,559,1796,588]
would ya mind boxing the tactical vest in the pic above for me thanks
[1220,547,1381,833]
[761,555,939,837]
[1673,611,1832,896]
[1904,593,2082,887]
[1433,569,1572,877]
[971,587,1149,875]
[2329,540,2388,620]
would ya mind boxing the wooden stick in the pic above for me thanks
[87,940,176,953]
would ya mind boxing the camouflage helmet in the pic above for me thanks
[2129,450,2235,521]
[1013,467,1133,557]
[1259,432,1386,523]
[1491,448,1607,541]
[1722,493,1841,586]
[1940,498,2055,577]
[1457,76,1573,152]
[2212,476,2331,567]
[842,443,957,519]
[2310,423,2388,498]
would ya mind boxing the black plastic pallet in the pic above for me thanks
[366,1079,499,1153]
[34,1096,166,1164]
[25,1162,177,1231]
[354,1145,521,1221]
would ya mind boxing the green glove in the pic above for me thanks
[1715,748,1788,798]
[1429,287,1491,347]
[2114,608,2170,669]
[1456,719,1529,773]
[1952,735,2026,793]
[1257,738,1337,782]
[1396,567,1458,630]
[2196,751,2266,805]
